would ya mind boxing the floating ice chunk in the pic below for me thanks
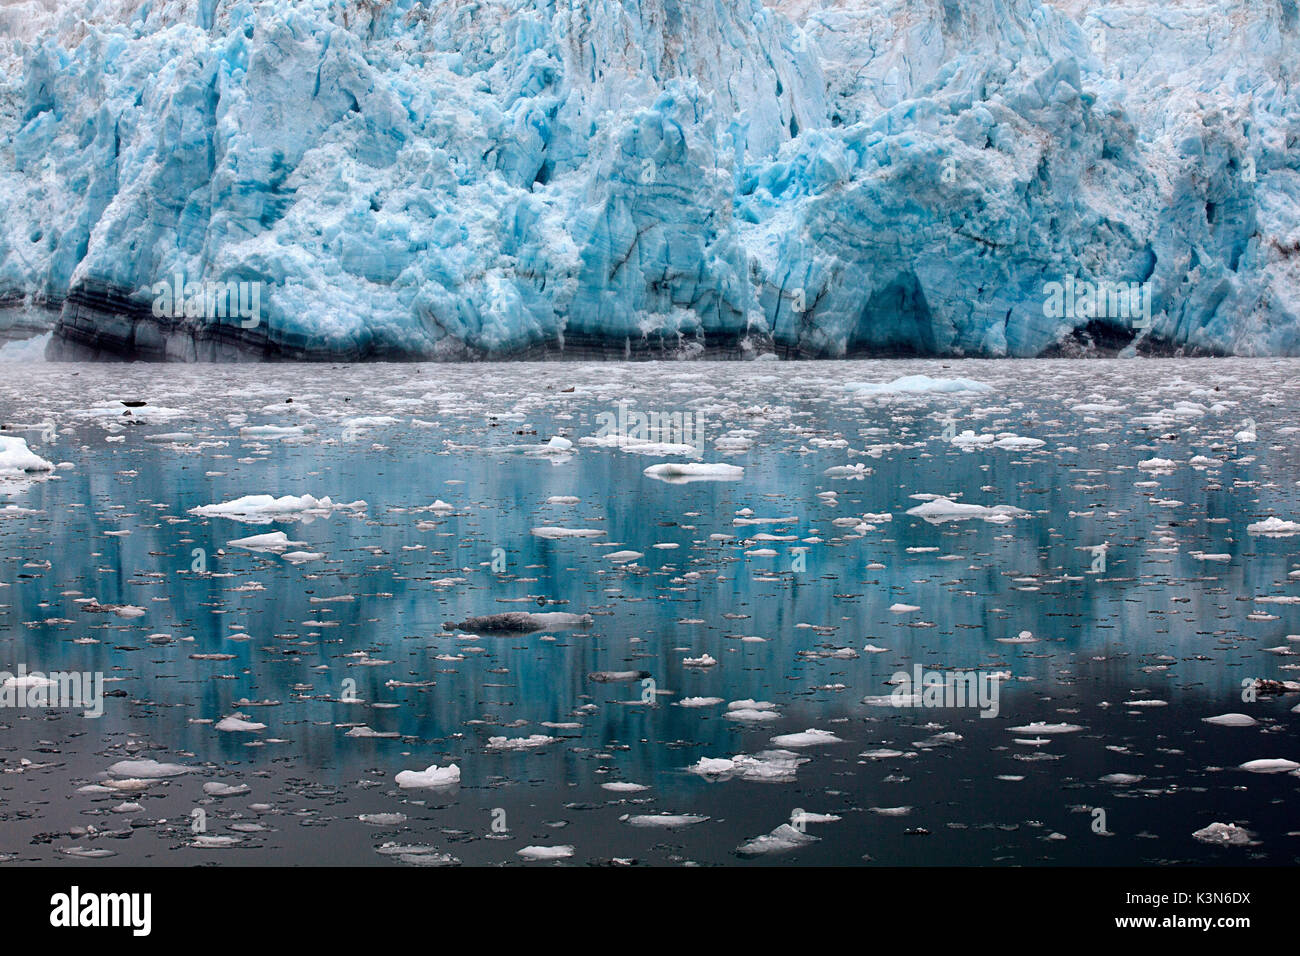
[190,494,365,523]
[0,436,54,475]
[1202,713,1258,727]
[643,462,743,482]
[1192,822,1255,846]
[227,531,306,552]
[1247,517,1300,536]
[620,813,709,828]
[215,716,266,732]
[736,823,818,856]
[517,845,574,861]
[996,630,1038,644]
[992,435,1045,450]
[1006,722,1083,734]
[203,782,251,797]
[107,759,192,778]
[1239,758,1300,773]
[1137,457,1178,471]
[906,497,1028,524]
[682,653,717,667]
[487,735,557,751]
[889,603,920,613]
[1100,773,1144,784]
[240,424,313,439]
[192,836,242,848]
[600,781,650,793]
[395,764,461,789]
[606,550,644,563]
[282,551,326,564]
[688,750,808,782]
[843,376,992,396]
[359,813,407,826]
[530,526,605,539]
[675,696,724,707]
[770,729,843,748]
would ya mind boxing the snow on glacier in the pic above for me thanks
[0,0,1296,359]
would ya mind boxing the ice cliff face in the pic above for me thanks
[0,0,1295,360]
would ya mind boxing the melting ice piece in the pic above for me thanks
[1247,517,1300,536]
[1192,822,1255,846]
[487,735,557,751]
[517,845,574,861]
[530,526,605,539]
[228,531,306,552]
[643,462,743,483]
[1239,758,1300,773]
[770,729,844,748]
[620,813,709,828]
[736,823,819,856]
[395,764,461,788]
[215,716,266,732]
[190,494,365,523]
[0,436,54,475]
[906,496,1028,524]
[842,376,992,396]
[1202,713,1258,727]
[107,759,192,778]
[1005,722,1083,734]
[689,751,808,782]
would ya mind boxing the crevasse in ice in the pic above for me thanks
[0,0,1296,359]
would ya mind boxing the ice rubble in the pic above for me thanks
[0,0,1296,360]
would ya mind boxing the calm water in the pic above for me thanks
[1,358,1298,865]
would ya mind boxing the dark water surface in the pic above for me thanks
[1,358,1298,865]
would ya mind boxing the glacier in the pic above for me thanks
[0,0,1296,360]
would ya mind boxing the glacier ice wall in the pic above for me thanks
[0,0,1295,360]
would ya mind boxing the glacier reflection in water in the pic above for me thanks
[0,358,1297,865]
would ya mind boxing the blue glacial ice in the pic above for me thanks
[0,0,1296,359]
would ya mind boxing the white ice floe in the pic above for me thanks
[843,376,992,396]
[1202,713,1258,727]
[996,630,1038,644]
[487,734,557,751]
[905,496,1027,524]
[1247,517,1300,536]
[191,494,365,523]
[106,759,192,778]
[395,764,461,788]
[0,435,54,475]
[227,531,306,552]
[1192,822,1255,846]
[682,653,717,667]
[620,813,709,828]
[643,462,743,482]
[530,526,605,539]
[517,845,574,861]
[736,823,818,856]
[689,750,808,782]
[1006,722,1083,734]
[1239,758,1300,773]
[769,729,844,748]
[215,716,266,732]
